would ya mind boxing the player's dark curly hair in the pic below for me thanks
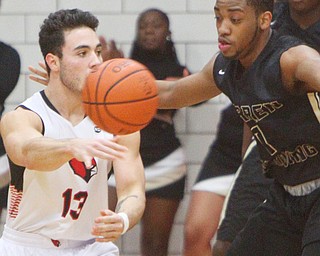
[247,0,274,15]
[39,9,99,73]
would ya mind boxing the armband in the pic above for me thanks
[118,212,129,235]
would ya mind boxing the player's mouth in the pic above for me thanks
[218,37,231,53]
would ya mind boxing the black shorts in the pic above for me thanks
[226,181,320,255]
[217,142,273,242]
[195,148,239,183]
[0,185,8,208]
[146,175,186,200]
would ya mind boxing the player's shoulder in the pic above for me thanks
[2,106,38,123]
[281,44,319,65]
[264,32,305,62]
[0,41,20,59]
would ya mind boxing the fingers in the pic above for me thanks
[98,144,127,160]
[28,66,48,78]
[98,36,124,61]
[84,158,94,169]
[73,138,128,165]
[90,148,124,161]
[104,138,128,151]
[91,210,122,242]
[99,36,107,48]
[29,75,49,86]
[28,65,49,86]
[109,40,117,50]
[100,209,114,216]
[94,232,119,243]
[109,40,124,58]
[38,61,47,71]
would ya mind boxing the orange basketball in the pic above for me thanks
[82,58,159,135]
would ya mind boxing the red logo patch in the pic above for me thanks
[69,158,97,183]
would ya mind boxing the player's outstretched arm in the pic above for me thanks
[157,55,222,109]
[0,108,128,171]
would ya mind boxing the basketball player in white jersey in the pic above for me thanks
[0,9,146,256]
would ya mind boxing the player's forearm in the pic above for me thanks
[115,188,146,230]
[113,136,146,229]
[157,80,177,109]
[20,137,73,171]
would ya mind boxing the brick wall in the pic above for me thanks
[0,0,231,255]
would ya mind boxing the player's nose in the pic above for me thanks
[217,20,231,36]
[90,53,103,71]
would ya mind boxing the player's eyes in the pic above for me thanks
[78,51,87,57]
[231,17,241,24]
[96,48,102,56]
[214,15,221,22]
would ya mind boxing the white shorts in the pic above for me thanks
[192,174,235,196]
[0,226,119,256]
[0,154,10,188]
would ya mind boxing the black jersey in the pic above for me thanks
[209,105,243,170]
[213,32,320,186]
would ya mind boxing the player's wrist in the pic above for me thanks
[118,212,129,235]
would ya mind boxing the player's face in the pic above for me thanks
[288,0,320,14]
[214,0,261,60]
[137,11,169,52]
[59,27,103,94]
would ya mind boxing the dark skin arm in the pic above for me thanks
[157,55,222,109]
[281,45,320,93]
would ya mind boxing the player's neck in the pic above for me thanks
[239,29,272,69]
[44,86,85,125]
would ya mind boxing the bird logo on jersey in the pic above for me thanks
[69,158,97,183]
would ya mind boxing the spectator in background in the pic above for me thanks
[0,0,21,220]
[99,8,191,256]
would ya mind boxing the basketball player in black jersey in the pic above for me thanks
[212,1,320,255]
[157,0,320,255]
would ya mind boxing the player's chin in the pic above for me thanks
[222,52,238,61]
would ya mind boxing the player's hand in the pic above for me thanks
[70,137,128,168]
[28,61,49,86]
[91,209,125,242]
[99,36,124,61]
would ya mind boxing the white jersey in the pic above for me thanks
[5,91,113,241]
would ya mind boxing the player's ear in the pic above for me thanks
[259,11,272,30]
[45,53,60,72]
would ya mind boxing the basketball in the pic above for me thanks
[82,58,159,135]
